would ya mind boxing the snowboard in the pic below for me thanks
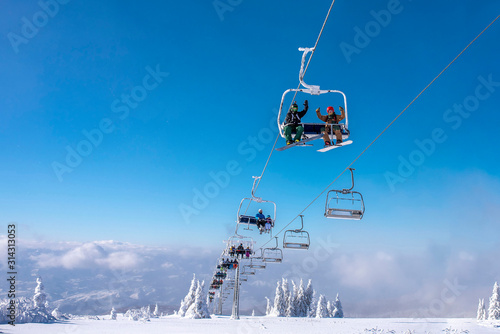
[276,135,323,151]
[317,140,353,152]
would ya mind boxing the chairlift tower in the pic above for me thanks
[231,264,240,320]
[216,285,223,315]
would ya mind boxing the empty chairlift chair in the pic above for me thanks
[241,265,256,276]
[325,168,365,220]
[248,256,266,270]
[283,215,310,250]
[262,237,283,263]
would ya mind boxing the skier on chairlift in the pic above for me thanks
[256,209,266,234]
[316,105,345,146]
[284,100,308,145]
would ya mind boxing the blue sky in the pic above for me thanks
[1,0,500,316]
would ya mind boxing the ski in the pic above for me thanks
[276,135,323,151]
[317,140,353,152]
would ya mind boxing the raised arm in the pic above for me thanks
[316,107,327,122]
[337,106,346,122]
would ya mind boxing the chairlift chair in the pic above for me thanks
[241,265,256,276]
[224,235,255,258]
[262,237,283,263]
[277,47,350,145]
[283,215,310,250]
[236,176,277,233]
[325,168,365,220]
[248,256,266,270]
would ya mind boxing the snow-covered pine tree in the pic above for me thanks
[143,305,151,321]
[488,282,500,320]
[332,293,344,318]
[33,277,47,309]
[178,274,197,317]
[316,294,328,318]
[477,299,486,320]
[153,303,159,318]
[281,278,290,317]
[185,280,211,319]
[252,309,255,317]
[51,307,65,320]
[304,280,315,317]
[271,280,286,317]
[327,300,333,318]
[309,296,317,318]
[110,307,117,320]
[286,280,298,317]
[265,297,272,316]
[30,276,56,323]
[295,279,307,317]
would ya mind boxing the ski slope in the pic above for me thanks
[4,315,500,334]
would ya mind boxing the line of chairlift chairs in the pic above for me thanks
[208,168,365,302]
[208,47,366,302]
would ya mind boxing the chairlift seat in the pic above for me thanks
[325,208,363,219]
[249,262,266,270]
[262,249,283,263]
[283,241,310,250]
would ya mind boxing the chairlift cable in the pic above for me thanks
[258,13,500,249]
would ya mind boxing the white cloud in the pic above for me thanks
[95,251,141,270]
[162,262,173,269]
[30,241,143,270]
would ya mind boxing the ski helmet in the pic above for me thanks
[327,106,334,113]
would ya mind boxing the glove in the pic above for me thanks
[316,107,320,112]
[304,100,308,107]
[339,106,344,111]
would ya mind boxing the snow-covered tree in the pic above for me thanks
[178,274,197,317]
[331,294,344,318]
[265,297,272,316]
[252,309,255,317]
[110,307,117,320]
[477,299,486,320]
[304,279,314,317]
[295,279,307,317]
[488,282,500,320]
[286,280,298,317]
[143,305,151,321]
[51,307,67,320]
[153,303,159,318]
[0,276,56,324]
[185,280,211,319]
[327,300,333,318]
[281,278,290,316]
[316,294,328,318]
[125,309,140,321]
[33,277,47,309]
[271,280,286,317]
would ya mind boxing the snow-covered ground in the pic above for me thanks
[3,315,500,334]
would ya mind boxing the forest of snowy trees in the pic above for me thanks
[477,282,500,321]
[265,278,343,318]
